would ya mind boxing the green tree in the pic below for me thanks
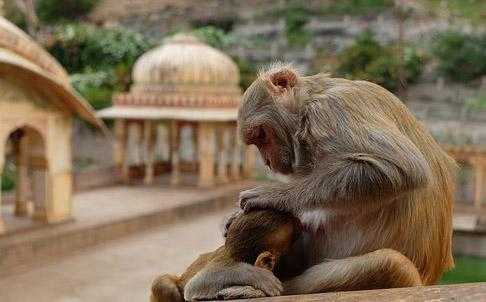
[36,0,98,24]
[47,23,154,109]
[337,31,424,91]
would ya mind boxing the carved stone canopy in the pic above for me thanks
[0,17,104,129]
[113,34,242,109]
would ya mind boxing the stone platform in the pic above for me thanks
[0,179,254,276]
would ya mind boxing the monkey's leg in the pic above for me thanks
[283,249,422,295]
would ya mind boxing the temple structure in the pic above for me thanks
[98,34,256,187]
[0,17,104,233]
[445,145,486,209]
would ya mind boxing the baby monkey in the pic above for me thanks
[151,210,301,302]
[152,210,422,301]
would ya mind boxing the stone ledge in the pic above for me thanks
[231,283,486,302]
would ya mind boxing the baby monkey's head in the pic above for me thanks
[224,210,302,271]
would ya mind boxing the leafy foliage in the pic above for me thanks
[283,3,311,47]
[1,161,16,192]
[4,1,27,30]
[48,23,153,74]
[465,95,486,111]
[337,31,425,91]
[427,0,486,25]
[36,0,99,24]
[47,23,154,109]
[320,0,393,16]
[432,31,486,83]
[70,70,118,110]
[192,26,235,50]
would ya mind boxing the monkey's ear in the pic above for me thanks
[254,251,277,271]
[264,68,299,96]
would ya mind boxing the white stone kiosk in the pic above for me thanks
[98,34,256,187]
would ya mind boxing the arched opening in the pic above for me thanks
[1,126,48,233]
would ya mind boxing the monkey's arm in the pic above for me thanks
[184,260,283,301]
[242,99,432,214]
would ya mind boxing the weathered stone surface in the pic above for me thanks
[234,283,486,302]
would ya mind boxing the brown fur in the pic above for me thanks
[152,211,423,301]
[150,210,300,302]
[234,65,455,289]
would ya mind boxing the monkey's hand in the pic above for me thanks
[184,261,282,301]
[239,186,290,214]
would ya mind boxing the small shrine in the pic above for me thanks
[0,17,104,233]
[98,34,256,187]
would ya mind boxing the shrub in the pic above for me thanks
[337,31,424,91]
[432,31,486,83]
[71,70,118,110]
[4,1,27,30]
[48,23,154,109]
[48,23,154,74]
[321,0,393,16]
[36,0,99,24]
[284,3,311,47]
[1,161,16,192]
[192,26,235,50]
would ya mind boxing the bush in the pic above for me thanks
[1,161,16,192]
[36,0,99,24]
[48,23,154,74]
[321,0,393,16]
[71,70,118,110]
[47,23,154,109]
[337,31,424,91]
[432,31,486,83]
[192,26,235,50]
[4,1,27,30]
[284,3,311,47]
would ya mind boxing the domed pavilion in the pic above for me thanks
[98,34,256,187]
[0,15,104,233]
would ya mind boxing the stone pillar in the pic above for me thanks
[135,122,144,165]
[170,120,181,186]
[216,124,230,183]
[31,157,48,222]
[473,158,485,209]
[0,155,5,234]
[198,122,216,187]
[243,145,257,179]
[192,123,199,163]
[144,120,156,185]
[230,124,242,180]
[114,119,129,184]
[15,135,30,216]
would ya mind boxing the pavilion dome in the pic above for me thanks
[114,34,242,108]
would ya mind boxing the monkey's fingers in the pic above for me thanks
[239,186,265,209]
[216,286,266,300]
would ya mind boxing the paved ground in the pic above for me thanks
[0,209,233,302]
[1,180,253,242]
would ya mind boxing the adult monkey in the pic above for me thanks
[184,64,455,299]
